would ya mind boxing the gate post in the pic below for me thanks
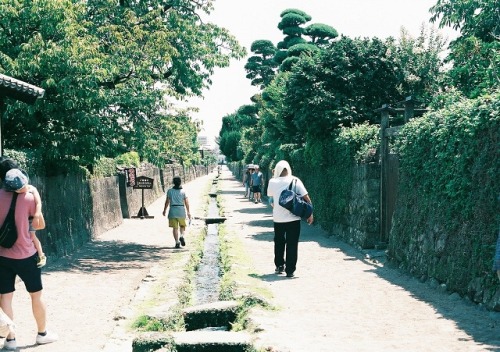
[378,104,391,246]
[404,96,415,123]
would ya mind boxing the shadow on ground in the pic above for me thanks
[249,272,292,282]
[44,241,172,274]
[306,220,500,350]
[225,176,500,351]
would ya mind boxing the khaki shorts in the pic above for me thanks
[169,218,187,228]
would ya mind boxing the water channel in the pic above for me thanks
[193,180,222,305]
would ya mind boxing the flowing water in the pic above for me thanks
[193,186,221,304]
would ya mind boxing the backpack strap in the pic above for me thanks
[9,193,18,212]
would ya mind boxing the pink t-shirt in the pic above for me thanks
[0,189,37,259]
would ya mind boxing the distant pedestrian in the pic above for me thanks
[267,160,313,278]
[162,176,191,249]
[243,166,252,198]
[248,167,255,200]
[251,165,264,204]
[0,158,58,350]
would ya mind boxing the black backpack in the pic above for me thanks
[0,193,18,248]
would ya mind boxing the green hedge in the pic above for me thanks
[391,91,500,301]
[294,123,379,229]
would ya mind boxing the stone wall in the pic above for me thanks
[332,162,380,249]
[31,165,209,258]
[31,173,93,257]
[389,173,500,311]
[229,162,379,249]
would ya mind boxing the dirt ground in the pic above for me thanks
[3,167,499,352]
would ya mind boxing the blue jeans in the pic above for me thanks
[274,220,301,275]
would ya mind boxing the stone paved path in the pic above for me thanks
[3,172,213,352]
[3,166,499,352]
[218,168,500,352]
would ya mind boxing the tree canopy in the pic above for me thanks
[430,0,499,97]
[228,8,448,170]
[0,0,245,172]
[244,40,278,89]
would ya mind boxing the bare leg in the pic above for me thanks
[29,290,47,333]
[0,292,15,339]
[173,227,179,243]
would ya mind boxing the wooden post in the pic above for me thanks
[404,96,414,123]
[379,104,391,245]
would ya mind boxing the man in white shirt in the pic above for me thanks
[267,160,313,278]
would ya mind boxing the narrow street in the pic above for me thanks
[219,168,500,352]
[4,167,499,352]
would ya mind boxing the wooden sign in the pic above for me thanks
[133,176,154,189]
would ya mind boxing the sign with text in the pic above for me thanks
[133,176,154,189]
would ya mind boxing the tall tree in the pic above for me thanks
[274,8,311,69]
[141,109,200,166]
[244,40,278,89]
[275,9,338,71]
[394,26,447,102]
[430,0,499,97]
[0,0,245,172]
[304,23,339,46]
[266,32,445,142]
[218,105,258,162]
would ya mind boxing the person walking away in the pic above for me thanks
[0,164,58,350]
[243,166,251,198]
[248,167,255,200]
[267,160,313,278]
[251,165,264,204]
[162,176,191,249]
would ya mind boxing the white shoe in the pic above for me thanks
[36,331,58,345]
[3,338,16,350]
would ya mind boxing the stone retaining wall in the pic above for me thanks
[228,162,379,249]
[32,165,210,258]
[332,162,380,249]
[229,161,499,310]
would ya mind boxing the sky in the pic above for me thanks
[189,0,458,146]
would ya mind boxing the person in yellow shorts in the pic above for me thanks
[162,176,191,248]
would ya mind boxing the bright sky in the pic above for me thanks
[190,0,457,146]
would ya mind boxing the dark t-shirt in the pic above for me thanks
[251,171,263,186]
